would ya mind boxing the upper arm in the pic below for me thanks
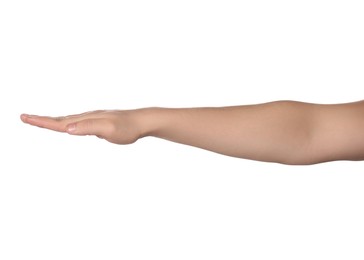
[310,100,364,163]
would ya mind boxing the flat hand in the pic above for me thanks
[20,110,145,144]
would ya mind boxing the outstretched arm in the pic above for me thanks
[20,100,364,165]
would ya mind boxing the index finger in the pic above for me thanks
[20,110,105,132]
[21,114,72,132]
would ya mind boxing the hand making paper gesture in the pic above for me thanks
[21,100,364,165]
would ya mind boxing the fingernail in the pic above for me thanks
[67,123,76,132]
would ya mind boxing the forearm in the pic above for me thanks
[140,101,318,165]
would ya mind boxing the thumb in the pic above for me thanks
[66,118,108,136]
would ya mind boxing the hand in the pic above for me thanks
[20,109,148,144]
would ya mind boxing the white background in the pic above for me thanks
[1,0,364,259]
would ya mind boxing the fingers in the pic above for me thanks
[20,111,106,132]
[21,114,69,132]
[60,110,105,119]
[66,118,112,137]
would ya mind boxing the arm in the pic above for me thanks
[20,100,364,165]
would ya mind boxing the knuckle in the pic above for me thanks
[54,116,66,122]
[92,110,105,114]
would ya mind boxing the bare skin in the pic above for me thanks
[20,100,364,165]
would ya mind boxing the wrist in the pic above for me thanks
[134,107,166,138]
